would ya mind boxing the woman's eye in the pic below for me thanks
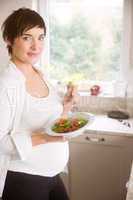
[39,35,45,41]
[22,36,32,41]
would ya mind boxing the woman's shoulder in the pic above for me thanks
[0,65,22,88]
[0,66,24,102]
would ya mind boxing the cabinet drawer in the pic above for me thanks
[69,132,133,147]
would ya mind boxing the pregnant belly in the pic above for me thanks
[26,141,69,176]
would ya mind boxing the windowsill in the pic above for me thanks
[78,91,126,99]
[54,79,127,99]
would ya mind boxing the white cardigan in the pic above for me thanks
[0,61,52,196]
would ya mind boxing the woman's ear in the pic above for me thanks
[5,39,11,46]
[4,38,13,54]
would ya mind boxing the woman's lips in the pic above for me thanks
[27,52,40,57]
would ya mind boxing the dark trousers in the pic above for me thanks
[2,171,69,200]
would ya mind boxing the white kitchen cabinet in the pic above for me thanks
[67,133,133,200]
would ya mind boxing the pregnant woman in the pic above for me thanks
[0,8,77,200]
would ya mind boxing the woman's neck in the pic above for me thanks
[11,57,36,78]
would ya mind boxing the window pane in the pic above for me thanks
[49,0,123,83]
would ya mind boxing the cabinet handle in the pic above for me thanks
[85,136,105,142]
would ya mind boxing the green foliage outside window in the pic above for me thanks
[49,11,122,83]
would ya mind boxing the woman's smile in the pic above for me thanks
[27,52,40,57]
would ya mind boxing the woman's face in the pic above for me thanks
[10,26,45,65]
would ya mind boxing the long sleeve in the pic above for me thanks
[11,131,32,160]
[0,84,32,160]
[0,85,15,155]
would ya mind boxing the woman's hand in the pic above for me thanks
[31,131,66,146]
[61,82,79,118]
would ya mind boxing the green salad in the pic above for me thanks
[52,117,88,133]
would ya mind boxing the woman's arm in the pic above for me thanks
[0,85,17,155]
[61,83,79,117]
[31,131,66,146]
[0,84,32,160]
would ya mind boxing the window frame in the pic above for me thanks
[38,0,128,98]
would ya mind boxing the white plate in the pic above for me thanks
[46,112,94,138]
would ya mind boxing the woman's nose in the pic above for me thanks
[31,40,39,50]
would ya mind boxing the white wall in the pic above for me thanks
[0,0,34,70]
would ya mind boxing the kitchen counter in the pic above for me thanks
[67,113,133,200]
[82,113,133,200]
[84,114,133,137]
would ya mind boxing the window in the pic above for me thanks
[47,0,123,84]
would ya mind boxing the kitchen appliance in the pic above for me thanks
[107,110,129,120]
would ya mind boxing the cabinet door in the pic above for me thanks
[69,134,133,200]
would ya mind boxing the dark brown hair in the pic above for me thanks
[1,7,46,54]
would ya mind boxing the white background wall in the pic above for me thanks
[0,0,34,70]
